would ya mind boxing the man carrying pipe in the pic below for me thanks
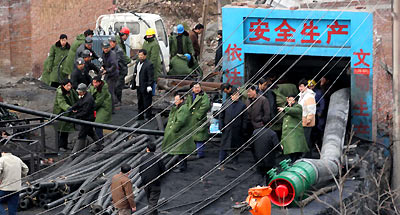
[70,83,102,153]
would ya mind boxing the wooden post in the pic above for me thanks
[392,0,400,205]
[199,0,210,62]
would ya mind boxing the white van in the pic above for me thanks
[95,13,170,83]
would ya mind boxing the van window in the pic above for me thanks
[114,22,140,35]
[155,20,168,47]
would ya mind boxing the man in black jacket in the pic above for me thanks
[131,49,154,121]
[139,143,165,215]
[82,50,100,76]
[215,30,222,67]
[71,83,102,152]
[75,36,100,61]
[101,40,119,114]
[71,58,92,90]
[109,35,130,106]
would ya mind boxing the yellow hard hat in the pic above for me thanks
[146,28,156,36]
[308,80,316,87]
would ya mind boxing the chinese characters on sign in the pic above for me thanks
[224,44,243,86]
[352,48,372,137]
[245,18,350,47]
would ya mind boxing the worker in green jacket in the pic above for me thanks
[42,34,70,87]
[162,92,195,172]
[278,95,309,161]
[116,27,130,55]
[169,24,194,59]
[186,82,211,159]
[272,83,299,138]
[53,79,79,152]
[143,28,162,82]
[169,53,192,76]
[89,76,112,139]
[63,29,94,77]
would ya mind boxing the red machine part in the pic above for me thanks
[245,186,272,215]
[268,178,295,206]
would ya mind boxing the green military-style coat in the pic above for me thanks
[63,34,86,76]
[162,103,195,155]
[142,38,162,80]
[169,32,194,59]
[53,87,79,132]
[186,91,211,142]
[169,55,191,75]
[88,82,112,124]
[272,83,299,131]
[281,103,309,155]
[43,41,70,85]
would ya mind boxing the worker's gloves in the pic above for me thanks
[146,86,152,93]
[66,107,74,113]
[98,58,103,63]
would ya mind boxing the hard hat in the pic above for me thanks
[82,50,92,58]
[108,35,116,42]
[120,27,130,35]
[85,36,93,44]
[308,80,316,87]
[102,40,110,48]
[76,58,85,65]
[77,83,88,92]
[184,53,191,61]
[146,28,156,36]
[177,24,184,34]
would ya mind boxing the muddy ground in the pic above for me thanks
[0,80,361,215]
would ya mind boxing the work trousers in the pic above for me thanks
[144,185,161,215]
[57,131,69,149]
[78,124,98,141]
[195,141,205,158]
[105,75,118,112]
[303,126,313,157]
[0,190,19,215]
[137,89,152,120]
[116,69,127,103]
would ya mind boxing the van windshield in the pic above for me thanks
[114,22,140,35]
[155,20,168,47]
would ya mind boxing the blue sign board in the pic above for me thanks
[222,7,373,140]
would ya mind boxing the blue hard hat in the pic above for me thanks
[177,24,184,34]
[184,53,191,61]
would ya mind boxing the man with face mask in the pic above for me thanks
[101,40,119,114]
[131,49,154,121]
[143,28,161,93]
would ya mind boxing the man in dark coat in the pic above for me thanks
[82,50,100,76]
[218,89,247,164]
[101,40,119,113]
[189,24,204,60]
[257,78,277,121]
[139,143,165,215]
[70,83,102,153]
[246,86,271,131]
[71,58,92,90]
[215,30,222,67]
[75,36,100,61]
[109,35,130,105]
[131,49,154,120]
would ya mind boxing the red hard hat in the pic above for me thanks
[120,27,130,35]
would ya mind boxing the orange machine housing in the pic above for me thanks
[245,186,272,215]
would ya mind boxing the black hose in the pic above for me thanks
[0,102,164,135]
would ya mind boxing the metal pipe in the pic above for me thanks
[0,102,164,135]
[268,88,350,206]
[299,88,350,184]
[43,192,75,210]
